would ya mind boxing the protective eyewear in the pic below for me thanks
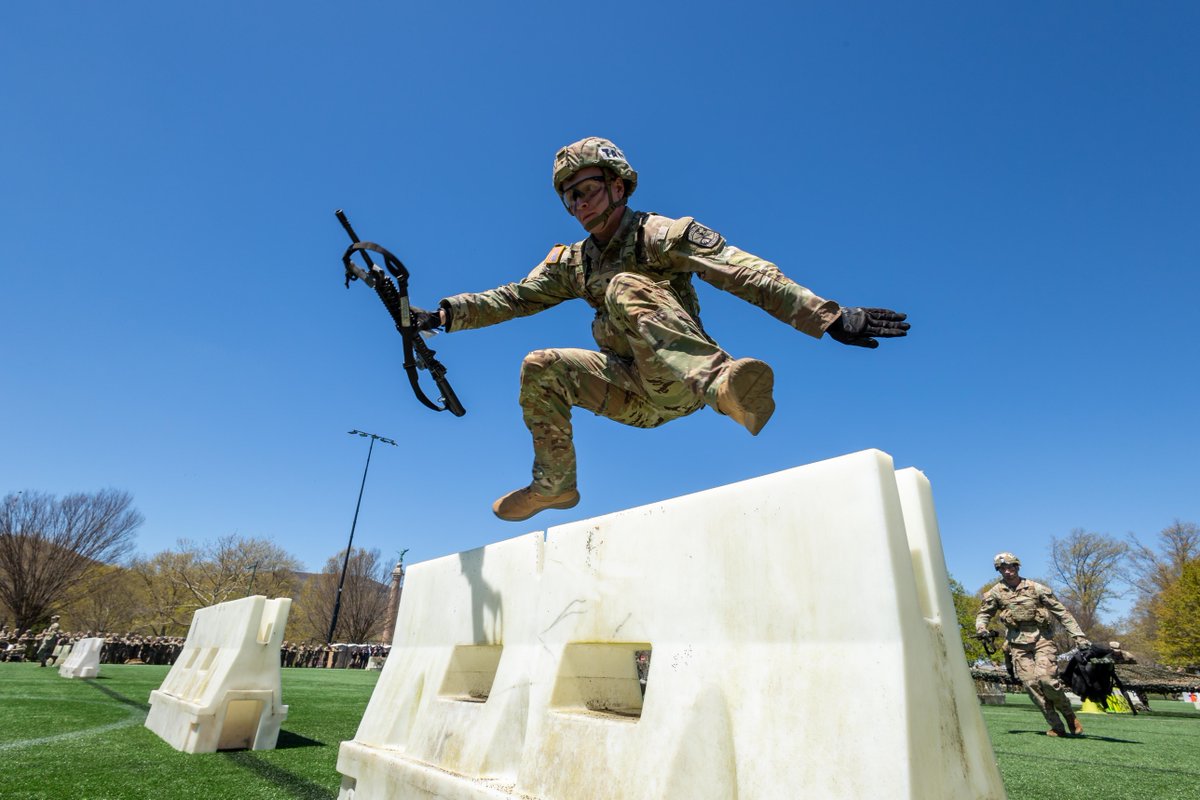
[559,176,608,210]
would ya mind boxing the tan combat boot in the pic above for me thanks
[1066,715,1084,736]
[715,358,775,435]
[493,485,580,522]
[1045,728,1068,737]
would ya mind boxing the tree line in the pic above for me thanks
[5,489,1197,667]
[953,520,1200,668]
[1,490,397,644]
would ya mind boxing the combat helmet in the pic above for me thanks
[553,137,638,195]
[993,552,1020,570]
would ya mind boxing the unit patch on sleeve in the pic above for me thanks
[685,222,722,249]
[544,244,568,264]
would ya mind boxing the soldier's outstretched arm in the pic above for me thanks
[655,216,909,346]
[655,216,840,337]
[440,248,578,332]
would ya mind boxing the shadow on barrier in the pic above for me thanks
[84,679,151,712]
[459,547,502,645]
[225,750,334,800]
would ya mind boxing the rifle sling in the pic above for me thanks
[342,240,463,415]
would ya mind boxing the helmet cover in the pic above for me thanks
[993,552,1021,570]
[553,136,638,195]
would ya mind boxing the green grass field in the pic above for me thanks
[1,662,1197,799]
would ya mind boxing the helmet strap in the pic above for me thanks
[582,178,627,232]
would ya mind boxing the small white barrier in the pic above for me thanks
[58,637,105,679]
[338,450,1006,799]
[145,595,291,753]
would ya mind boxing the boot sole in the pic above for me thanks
[724,360,775,436]
[493,492,580,522]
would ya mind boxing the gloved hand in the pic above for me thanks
[1075,636,1091,649]
[410,305,444,332]
[826,307,910,348]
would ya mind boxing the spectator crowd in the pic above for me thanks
[0,625,390,670]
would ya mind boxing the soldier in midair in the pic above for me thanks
[415,137,909,521]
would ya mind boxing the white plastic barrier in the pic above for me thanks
[337,450,1007,799]
[58,637,105,679]
[145,595,291,753]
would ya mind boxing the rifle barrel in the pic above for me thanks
[336,209,377,270]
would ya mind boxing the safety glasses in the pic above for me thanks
[559,175,608,210]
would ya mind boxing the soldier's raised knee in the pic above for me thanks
[604,271,658,309]
[520,349,561,382]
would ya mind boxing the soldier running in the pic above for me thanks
[36,615,62,667]
[414,137,909,521]
[976,552,1091,737]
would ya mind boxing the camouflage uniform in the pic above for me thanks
[441,209,840,494]
[976,579,1085,732]
[36,619,61,667]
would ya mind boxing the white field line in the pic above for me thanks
[0,704,146,752]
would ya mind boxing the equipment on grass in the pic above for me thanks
[1060,642,1137,716]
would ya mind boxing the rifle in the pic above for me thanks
[973,629,998,657]
[336,210,466,417]
[974,629,1016,680]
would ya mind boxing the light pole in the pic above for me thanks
[328,429,396,644]
[247,560,260,597]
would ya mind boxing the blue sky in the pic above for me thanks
[2,3,1196,622]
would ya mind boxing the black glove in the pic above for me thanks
[410,305,444,332]
[826,306,910,349]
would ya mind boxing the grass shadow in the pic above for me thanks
[83,679,151,712]
[1141,708,1200,719]
[275,730,325,750]
[1004,729,1142,744]
[225,751,335,800]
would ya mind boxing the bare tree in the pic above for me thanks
[1122,520,1199,659]
[0,489,142,630]
[1126,520,1199,602]
[62,564,140,633]
[1047,528,1128,633]
[128,551,201,635]
[294,547,390,643]
[167,534,302,610]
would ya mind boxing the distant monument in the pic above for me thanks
[382,549,407,643]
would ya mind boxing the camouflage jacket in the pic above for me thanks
[975,579,1085,647]
[440,210,840,359]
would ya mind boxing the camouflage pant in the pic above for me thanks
[36,636,59,666]
[519,273,734,493]
[1010,638,1075,730]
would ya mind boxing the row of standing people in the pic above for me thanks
[1,622,389,670]
[282,642,391,669]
